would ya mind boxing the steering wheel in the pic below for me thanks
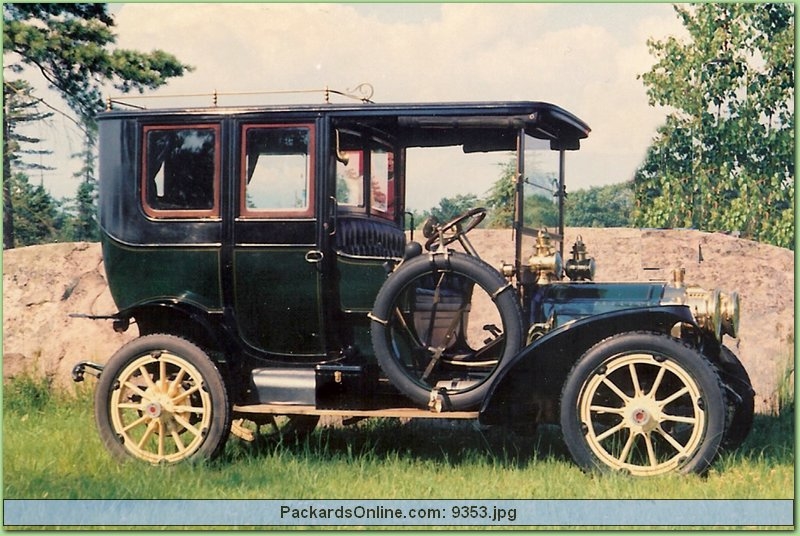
[424,207,487,253]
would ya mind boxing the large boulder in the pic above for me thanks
[2,230,794,413]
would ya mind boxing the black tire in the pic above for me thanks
[94,334,231,464]
[560,332,727,476]
[370,251,523,410]
[717,346,755,451]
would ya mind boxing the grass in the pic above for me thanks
[3,375,793,504]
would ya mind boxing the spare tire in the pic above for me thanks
[370,251,523,410]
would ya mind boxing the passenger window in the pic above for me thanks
[242,125,314,217]
[142,125,219,217]
[370,146,395,219]
[336,150,364,208]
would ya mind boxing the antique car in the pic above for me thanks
[72,94,753,476]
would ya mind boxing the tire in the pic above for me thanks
[94,334,231,464]
[370,251,523,410]
[717,346,755,451]
[560,332,726,476]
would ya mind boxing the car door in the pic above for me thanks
[232,121,326,357]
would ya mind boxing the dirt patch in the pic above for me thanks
[2,230,793,413]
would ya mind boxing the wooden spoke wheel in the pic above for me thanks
[95,335,230,464]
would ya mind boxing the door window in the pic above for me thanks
[241,124,315,218]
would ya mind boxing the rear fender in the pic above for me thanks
[117,300,229,356]
[478,305,696,426]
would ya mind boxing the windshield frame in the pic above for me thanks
[514,129,568,277]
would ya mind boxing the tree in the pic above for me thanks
[3,3,192,248]
[635,3,794,249]
[484,160,516,228]
[3,79,55,248]
[483,158,559,230]
[566,182,634,228]
[427,193,481,224]
[7,172,63,246]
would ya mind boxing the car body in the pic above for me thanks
[73,96,753,475]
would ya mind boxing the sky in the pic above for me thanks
[18,3,687,211]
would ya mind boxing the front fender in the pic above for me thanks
[478,305,696,426]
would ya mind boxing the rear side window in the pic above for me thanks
[142,125,220,218]
[241,124,315,218]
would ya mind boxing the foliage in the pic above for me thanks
[635,3,794,249]
[3,79,55,248]
[484,161,516,228]
[566,182,634,228]
[2,3,191,248]
[6,172,69,246]
[427,193,480,225]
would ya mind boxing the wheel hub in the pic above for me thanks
[626,398,660,433]
[145,401,163,418]
[631,408,649,425]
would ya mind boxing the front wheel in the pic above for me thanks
[560,332,726,476]
[94,334,231,464]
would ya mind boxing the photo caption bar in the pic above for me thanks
[3,499,794,527]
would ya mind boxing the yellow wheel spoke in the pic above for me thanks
[648,366,667,397]
[137,419,159,449]
[602,377,631,403]
[116,402,144,410]
[157,420,165,458]
[170,429,187,453]
[159,359,168,391]
[662,413,697,425]
[173,414,202,438]
[168,369,187,397]
[121,414,150,433]
[595,420,627,442]
[628,363,643,397]
[656,426,690,454]
[172,382,203,404]
[138,366,158,391]
[659,386,690,407]
[123,381,152,402]
[590,404,625,415]
[643,432,658,467]
[617,431,636,464]
[171,404,205,415]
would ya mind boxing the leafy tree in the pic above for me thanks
[484,160,516,228]
[566,182,634,227]
[3,3,192,248]
[427,193,480,224]
[483,158,559,230]
[635,3,794,249]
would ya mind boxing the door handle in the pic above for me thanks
[305,250,324,263]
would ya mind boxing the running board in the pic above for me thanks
[232,404,479,420]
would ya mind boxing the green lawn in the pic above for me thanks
[3,377,793,502]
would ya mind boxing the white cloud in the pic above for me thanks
[29,3,687,203]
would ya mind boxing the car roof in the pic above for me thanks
[100,100,590,150]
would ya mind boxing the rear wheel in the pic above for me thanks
[94,334,230,464]
[370,251,523,410]
[560,332,726,476]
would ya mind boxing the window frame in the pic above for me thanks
[140,123,221,219]
[335,130,398,222]
[240,123,316,220]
